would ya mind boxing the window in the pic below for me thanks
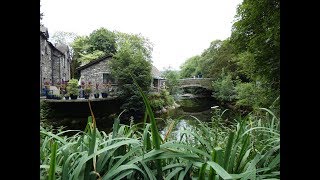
[61,57,65,68]
[103,73,115,84]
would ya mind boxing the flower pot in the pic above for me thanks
[65,96,70,100]
[84,94,90,99]
[94,93,100,98]
[46,94,53,99]
[55,95,62,100]
[70,94,78,100]
[101,92,108,98]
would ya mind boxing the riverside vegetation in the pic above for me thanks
[40,0,280,178]
[40,81,279,179]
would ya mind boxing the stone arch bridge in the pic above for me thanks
[177,78,214,90]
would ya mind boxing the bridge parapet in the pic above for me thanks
[178,78,214,90]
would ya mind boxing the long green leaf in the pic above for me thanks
[132,75,163,179]
[207,161,233,180]
[165,167,184,180]
[178,162,192,180]
[103,164,147,180]
[48,141,58,180]
[198,163,207,180]
[141,161,157,180]
[224,131,235,170]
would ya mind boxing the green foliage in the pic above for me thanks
[160,89,174,106]
[176,0,279,113]
[212,72,237,102]
[199,39,238,79]
[66,78,79,96]
[231,0,280,89]
[40,106,279,179]
[110,33,152,90]
[88,28,117,55]
[180,55,201,78]
[235,81,270,109]
[149,93,165,111]
[108,32,153,118]
[50,31,78,47]
[162,68,180,95]
[40,100,51,120]
[79,50,105,65]
[40,80,279,179]
[71,27,117,65]
[148,89,174,112]
[235,51,256,81]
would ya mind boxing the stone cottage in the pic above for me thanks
[151,66,166,92]
[40,26,71,94]
[77,54,165,92]
[76,55,116,86]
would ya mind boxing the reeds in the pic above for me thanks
[40,83,280,180]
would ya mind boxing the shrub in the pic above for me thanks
[235,81,271,109]
[212,73,237,102]
[66,78,79,96]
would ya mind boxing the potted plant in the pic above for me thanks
[46,90,54,99]
[66,79,79,100]
[44,81,50,89]
[101,82,110,98]
[43,81,51,97]
[94,83,100,98]
[84,81,92,99]
[80,81,85,89]
[56,81,61,90]
[64,92,70,100]
[55,94,63,100]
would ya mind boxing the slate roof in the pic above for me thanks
[152,65,164,79]
[76,55,113,71]
[55,43,69,54]
[40,26,49,39]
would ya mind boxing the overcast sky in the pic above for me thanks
[41,0,243,71]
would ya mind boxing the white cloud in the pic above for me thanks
[41,0,242,71]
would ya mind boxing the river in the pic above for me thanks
[156,96,218,139]
[42,95,226,137]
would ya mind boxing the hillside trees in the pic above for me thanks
[179,0,280,112]
[230,0,280,111]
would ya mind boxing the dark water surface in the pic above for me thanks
[156,97,217,138]
[43,96,223,137]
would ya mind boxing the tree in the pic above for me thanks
[162,68,180,95]
[87,28,117,55]
[40,0,44,25]
[230,0,280,89]
[179,55,201,78]
[50,31,78,46]
[71,28,117,66]
[212,70,237,102]
[109,32,153,120]
[199,39,238,79]
[50,31,79,78]
[229,0,280,110]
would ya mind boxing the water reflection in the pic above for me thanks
[157,96,217,141]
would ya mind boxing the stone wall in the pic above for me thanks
[56,44,71,82]
[40,32,72,93]
[40,35,52,88]
[80,59,111,85]
[65,53,71,81]
[52,48,63,85]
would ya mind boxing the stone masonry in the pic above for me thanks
[78,56,113,86]
[40,26,71,94]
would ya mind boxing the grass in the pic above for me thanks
[40,82,280,180]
